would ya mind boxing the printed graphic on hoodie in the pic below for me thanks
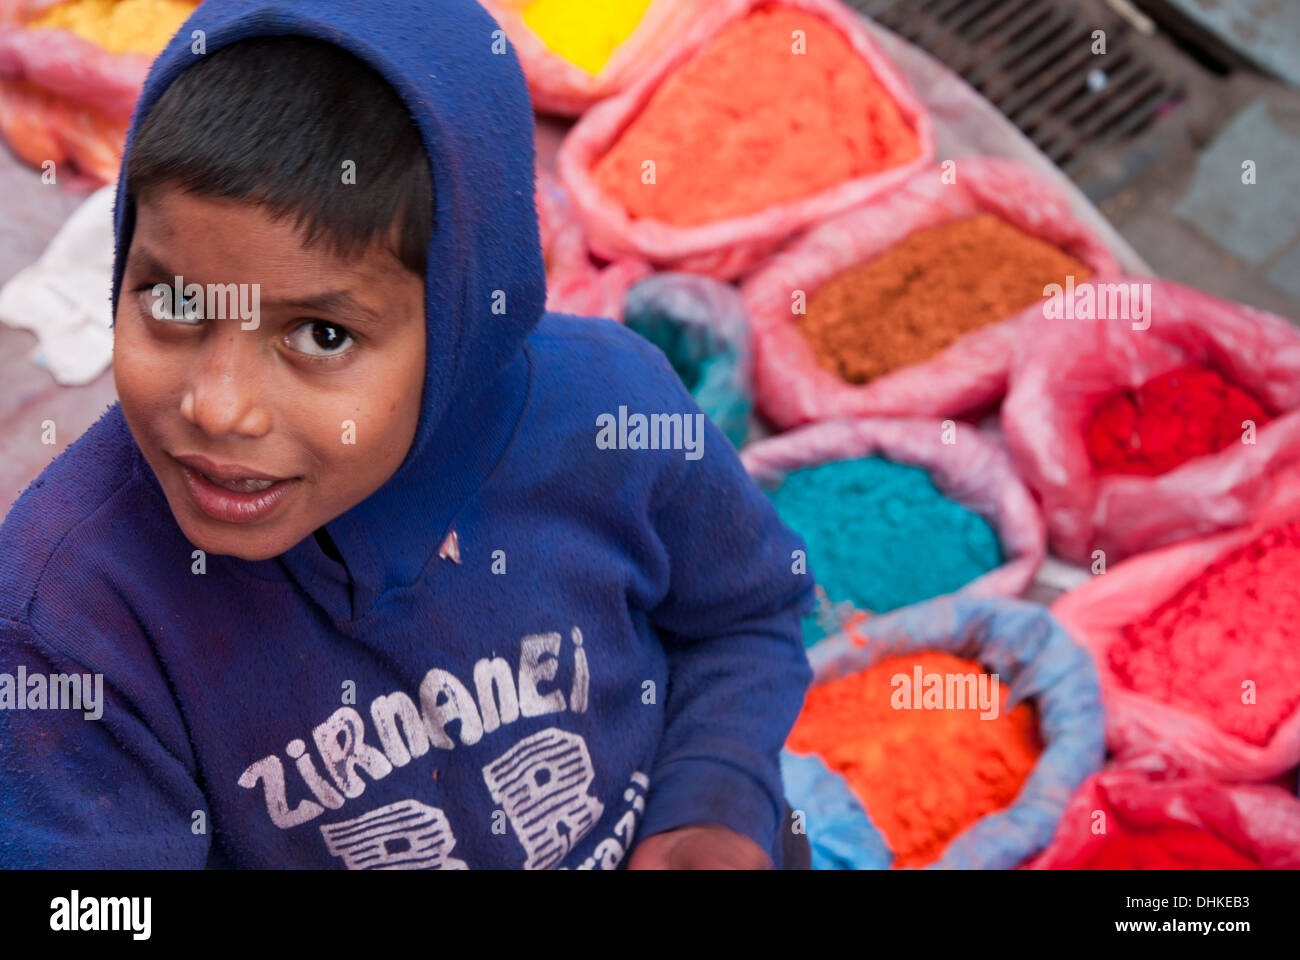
[237,626,649,869]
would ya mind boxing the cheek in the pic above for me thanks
[367,346,425,463]
[113,308,182,419]
[369,317,427,457]
[291,343,424,482]
[391,340,426,439]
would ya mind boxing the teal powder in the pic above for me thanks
[765,456,1004,646]
[623,287,752,448]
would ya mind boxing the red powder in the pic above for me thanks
[1111,520,1300,746]
[1086,367,1270,476]
[591,5,919,227]
[787,650,1042,868]
[1074,823,1259,869]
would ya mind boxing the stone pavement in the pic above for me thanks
[1082,52,1300,323]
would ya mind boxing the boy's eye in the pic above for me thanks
[140,286,201,324]
[285,320,354,357]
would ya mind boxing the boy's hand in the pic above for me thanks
[626,825,773,870]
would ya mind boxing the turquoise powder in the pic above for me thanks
[765,456,1004,646]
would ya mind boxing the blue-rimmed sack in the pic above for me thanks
[624,272,753,448]
[784,595,1105,869]
[779,750,892,870]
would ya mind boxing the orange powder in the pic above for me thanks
[591,5,919,226]
[787,650,1042,868]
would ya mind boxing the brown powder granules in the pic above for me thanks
[798,214,1093,384]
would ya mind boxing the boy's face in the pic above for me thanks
[114,188,427,562]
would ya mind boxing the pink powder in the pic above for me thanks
[1111,521,1300,746]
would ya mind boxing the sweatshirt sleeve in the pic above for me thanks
[636,412,816,866]
[0,617,210,869]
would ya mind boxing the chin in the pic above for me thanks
[191,528,292,562]
[173,511,300,562]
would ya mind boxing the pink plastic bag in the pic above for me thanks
[0,1,150,186]
[741,156,1120,431]
[536,167,651,320]
[479,0,706,117]
[1024,765,1300,869]
[556,0,934,280]
[1003,278,1300,564]
[1051,472,1300,781]
[741,417,1046,606]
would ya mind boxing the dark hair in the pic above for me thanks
[127,35,433,275]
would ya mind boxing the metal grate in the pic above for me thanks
[848,0,1184,174]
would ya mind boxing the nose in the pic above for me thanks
[180,330,273,439]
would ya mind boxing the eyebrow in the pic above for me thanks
[127,249,172,280]
[261,291,388,329]
[125,248,387,328]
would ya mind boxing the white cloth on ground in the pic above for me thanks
[0,183,115,385]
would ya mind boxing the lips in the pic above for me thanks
[171,453,299,524]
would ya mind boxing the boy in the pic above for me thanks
[0,0,814,870]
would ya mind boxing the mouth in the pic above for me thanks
[171,453,300,525]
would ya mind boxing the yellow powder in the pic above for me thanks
[30,0,198,55]
[522,0,654,74]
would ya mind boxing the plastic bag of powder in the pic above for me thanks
[740,417,1046,608]
[1003,278,1300,565]
[537,167,651,322]
[479,0,705,117]
[0,1,155,187]
[623,272,753,448]
[1051,471,1300,782]
[1023,765,1300,869]
[556,0,934,280]
[740,156,1120,431]
[792,595,1105,869]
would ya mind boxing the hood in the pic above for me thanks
[112,0,547,626]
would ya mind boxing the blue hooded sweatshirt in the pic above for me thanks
[0,0,814,869]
